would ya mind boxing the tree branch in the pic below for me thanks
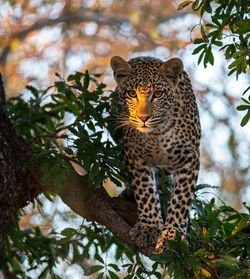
[0,8,189,68]
[29,162,151,255]
[0,9,125,67]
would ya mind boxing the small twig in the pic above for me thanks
[30,124,74,143]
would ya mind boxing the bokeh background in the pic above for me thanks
[0,0,249,276]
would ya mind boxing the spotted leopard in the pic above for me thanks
[110,56,200,253]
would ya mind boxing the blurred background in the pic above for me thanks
[1,0,249,207]
[0,0,249,277]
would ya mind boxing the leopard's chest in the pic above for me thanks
[124,126,179,167]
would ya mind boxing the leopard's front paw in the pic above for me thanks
[154,227,177,254]
[130,223,162,249]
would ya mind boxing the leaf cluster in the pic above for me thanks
[179,0,249,74]
[7,71,125,192]
[178,0,250,126]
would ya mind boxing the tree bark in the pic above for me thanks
[0,74,154,258]
[0,74,39,258]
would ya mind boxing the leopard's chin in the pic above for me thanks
[137,127,154,133]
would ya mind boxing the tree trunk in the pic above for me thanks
[0,74,40,256]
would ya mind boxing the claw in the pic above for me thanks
[154,227,178,254]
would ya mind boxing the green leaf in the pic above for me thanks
[108,269,120,279]
[64,88,73,99]
[168,261,174,278]
[242,86,250,95]
[84,265,104,276]
[232,215,249,235]
[237,105,250,111]
[83,70,90,91]
[194,38,204,44]
[213,40,223,46]
[95,254,104,264]
[115,246,123,260]
[228,57,244,69]
[61,228,77,238]
[192,44,206,55]
[108,263,120,272]
[208,51,214,65]
[55,81,65,92]
[240,109,250,127]
[96,273,104,279]
[206,23,216,28]
[202,45,214,67]
[198,50,205,65]
[43,191,56,202]
[192,0,202,11]
[220,269,243,278]
[152,252,174,263]
[177,1,193,10]
[174,261,183,279]
[26,85,39,98]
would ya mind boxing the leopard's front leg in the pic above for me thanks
[155,151,199,253]
[128,160,163,249]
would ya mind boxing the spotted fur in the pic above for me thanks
[110,56,200,253]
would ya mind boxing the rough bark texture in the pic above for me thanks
[0,74,153,260]
[0,74,40,258]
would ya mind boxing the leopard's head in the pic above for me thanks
[110,56,183,133]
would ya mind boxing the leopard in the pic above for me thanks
[110,55,200,253]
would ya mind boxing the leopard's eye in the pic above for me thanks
[154,90,165,98]
[127,90,137,98]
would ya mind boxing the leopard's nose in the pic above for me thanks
[138,116,149,122]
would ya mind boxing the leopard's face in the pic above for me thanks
[110,56,183,133]
[120,67,177,133]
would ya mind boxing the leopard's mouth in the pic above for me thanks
[136,126,154,133]
[128,116,156,132]
[135,120,155,133]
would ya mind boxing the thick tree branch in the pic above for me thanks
[0,8,189,68]
[0,73,153,257]
[29,162,151,255]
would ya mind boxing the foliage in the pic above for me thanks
[1,72,249,278]
[178,0,250,126]
[7,71,125,192]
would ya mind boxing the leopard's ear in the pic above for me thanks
[110,56,133,85]
[160,58,183,86]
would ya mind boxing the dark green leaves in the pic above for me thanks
[8,70,125,191]
[237,95,250,126]
[179,0,250,125]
